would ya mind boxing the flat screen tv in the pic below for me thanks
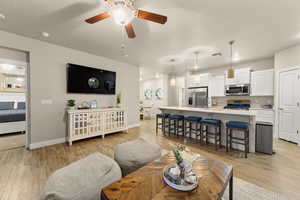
[67,63,116,94]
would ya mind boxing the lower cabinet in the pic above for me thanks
[67,108,128,145]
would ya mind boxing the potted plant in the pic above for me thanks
[67,99,76,110]
[116,93,121,108]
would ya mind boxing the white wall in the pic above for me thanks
[167,75,186,106]
[0,30,140,145]
[140,75,168,116]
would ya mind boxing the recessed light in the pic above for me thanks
[42,32,50,37]
[0,13,5,20]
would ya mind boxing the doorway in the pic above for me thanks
[278,67,300,144]
[0,47,28,151]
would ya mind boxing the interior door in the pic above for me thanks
[278,68,300,143]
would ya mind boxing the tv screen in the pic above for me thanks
[67,63,116,94]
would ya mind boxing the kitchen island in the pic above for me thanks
[159,106,256,153]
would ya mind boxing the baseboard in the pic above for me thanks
[29,137,66,150]
[29,124,140,149]
[128,123,140,129]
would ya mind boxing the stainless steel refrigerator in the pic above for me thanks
[187,87,208,108]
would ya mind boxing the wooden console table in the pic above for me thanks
[101,152,233,200]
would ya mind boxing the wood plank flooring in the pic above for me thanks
[0,133,25,151]
[0,119,300,200]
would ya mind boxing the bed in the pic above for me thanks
[0,102,26,135]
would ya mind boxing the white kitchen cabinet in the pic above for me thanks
[187,73,210,88]
[210,75,225,97]
[251,69,274,96]
[225,68,251,85]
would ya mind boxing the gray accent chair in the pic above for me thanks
[41,153,121,200]
[114,138,162,176]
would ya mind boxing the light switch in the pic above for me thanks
[41,99,53,105]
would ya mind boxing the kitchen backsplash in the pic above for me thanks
[211,96,273,108]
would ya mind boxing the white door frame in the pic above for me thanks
[275,66,300,146]
[0,57,30,148]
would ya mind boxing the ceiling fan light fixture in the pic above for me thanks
[110,5,135,25]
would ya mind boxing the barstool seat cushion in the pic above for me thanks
[184,116,202,122]
[169,115,184,120]
[157,113,169,118]
[201,119,221,125]
[226,121,249,129]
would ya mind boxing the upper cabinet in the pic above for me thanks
[187,73,210,88]
[210,75,225,97]
[225,68,251,85]
[251,69,274,96]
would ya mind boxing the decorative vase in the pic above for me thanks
[68,106,75,110]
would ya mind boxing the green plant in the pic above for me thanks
[116,93,121,105]
[67,99,75,107]
[172,148,183,165]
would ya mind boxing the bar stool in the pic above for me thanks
[168,115,185,137]
[184,116,202,140]
[226,121,249,158]
[201,119,222,150]
[156,113,170,135]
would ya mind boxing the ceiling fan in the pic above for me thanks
[85,0,168,39]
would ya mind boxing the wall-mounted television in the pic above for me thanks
[67,63,116,95]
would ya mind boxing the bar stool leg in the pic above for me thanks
[229,129,232,150]
[226,127,229,152]
[156,116,158,134]
[214,126,218,150]
[162,117,165,135]
[219,124,222,148]
[205,125,208,145]
[168,119,172,136]
[175,119,178,137]
[245,129,249,158]
[200,123,203,142]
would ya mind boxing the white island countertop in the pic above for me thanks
[159,106,256,117]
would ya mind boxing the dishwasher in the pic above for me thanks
[255,122,274,155]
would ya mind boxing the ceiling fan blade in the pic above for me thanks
[137,10,167,24]
[85,12,110,24]
[125,23,136,39]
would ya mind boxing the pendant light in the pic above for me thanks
[193,51,200,70]
[170,58,176,86]
[227,40,235,79]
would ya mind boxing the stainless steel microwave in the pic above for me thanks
[225,84,250,96]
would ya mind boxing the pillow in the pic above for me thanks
[17,102,26,110]
[0,102,14,110]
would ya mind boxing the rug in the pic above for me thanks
[222,177,288,200]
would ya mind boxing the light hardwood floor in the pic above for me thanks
[0,133,25,151]
[0,120,299,200]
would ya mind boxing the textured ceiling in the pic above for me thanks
[0,0,300,75]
